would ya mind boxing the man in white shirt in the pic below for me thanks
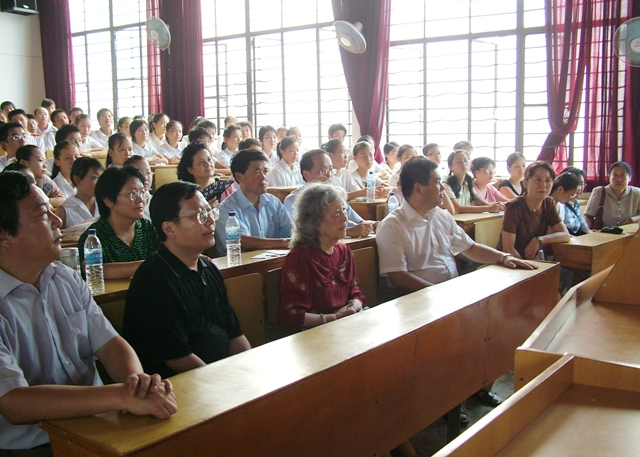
[376,156,534,292]
[0,171,177,452]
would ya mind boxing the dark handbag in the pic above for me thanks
[201,178,234,202]
[592,188,606,230]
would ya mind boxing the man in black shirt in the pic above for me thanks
[124,182,250,378]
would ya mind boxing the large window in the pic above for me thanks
[387,0,556,172]
[201,0,351,149]
[69,0,149,121]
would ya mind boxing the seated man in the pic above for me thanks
[215,149,292,256]
[376,156,535,292]
[78,166,160,279]
[0,122,27,171]
[8,109,42,148]
[0,171,177,453]
[124,182,251,378]
[284,149,374,238]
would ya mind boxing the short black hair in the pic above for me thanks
[177,142,209,182]
[383,142,399,155]
[552,171,580,194]
[453,140,472,150]
[352,141,372,157]
[55,124,80,144]
[129,119,148,138]
[108,132,128,150]
[198,119,216,131]
[223,124,241,139]
[123,155,146,167]
[70,156,104,187]
[8,109,26,121]
[397,144,416,160]
[230,149,269,179]
[74,113,91,125]
[0,171,35,237]
[277,136,297,159]
[609,161,632,177]
[258,125,276,142]
[400,156,438,198]
[150,181,200,241]
[422,143,439,155]
[16,145,40,162]
[560,166,586,179]
[299,149,327,182]
[470,156,496,173]
[95,166,145,218]
[0,122,23,142]
[188,127,211,144]
[1,101,15,111]
[328,123,347,137]
[51,140,78,179]
[506,152,526,167]
[41,98,56,109]
[69,107,83,115]
[323,139,343,154]
[239,138,261,151]
[50,109,67,124]
[96,108,113,120]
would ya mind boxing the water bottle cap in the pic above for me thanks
[368,170,374,175]
[389,192,395,196]
[229,212,236,217]
[88,229,96,235]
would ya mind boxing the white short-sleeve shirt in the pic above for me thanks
[266,159,304,187]
[376,199,474,286]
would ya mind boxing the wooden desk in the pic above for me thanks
[552,224,638,274]
[515,228,640,390]
[41,262,559,457]
[266,186,298,203]
[433,355,640,457]
[453,212,503,246]
[348,198,387,221]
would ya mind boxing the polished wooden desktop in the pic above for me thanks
[349,197,387,220]
[41,261,559,457]
[552,223,638,274]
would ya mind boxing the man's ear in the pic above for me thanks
[103,197,115,209]
[0,229,13,248]
[162,220,177,240]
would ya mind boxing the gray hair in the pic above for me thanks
[291,183,347,250]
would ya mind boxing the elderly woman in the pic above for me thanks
[584,161,640,228]
[279,183,365,329]
[498,161,570,260]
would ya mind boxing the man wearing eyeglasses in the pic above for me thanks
[123,181,251,378]
[0,122,27,172]
[77,166,160,279]
[284,149,375,238]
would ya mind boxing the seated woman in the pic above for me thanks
[380,142,400,174]
[124,155,154,219]
[188,127,230,174]
[117,116,132,138]
[130,118,168,165]
[16,144,65,207]
[259,125,279,167]
[558,167,591,236]
[51,140,80,198]
[158,120,186,163]
[584,161,640,228]
[279,183,365,329]
[497,161,570,260]
[349,141,390,196]
[78,166,160,279]
[178,142,232,206]
[89,108,114,148]
[107,132,134,167]
[549,171,581,235]
[266,136,304,187]
[443,150,503,214]
[471,157,510,203]
[423,142,446,178]
[497,152,526,199]
[149,113,169,152]
[387,144,418,188]
[75,114,106,155]
[217,124,242,166]
[56,156,103,228]
[238,121,253,140]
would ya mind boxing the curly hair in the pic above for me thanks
[291,183,347,250]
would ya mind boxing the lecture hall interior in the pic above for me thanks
[1,0,640,456]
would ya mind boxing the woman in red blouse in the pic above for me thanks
[279,183,365,329]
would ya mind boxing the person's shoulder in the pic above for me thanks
[504,196,524,209]
[136,217,156,231]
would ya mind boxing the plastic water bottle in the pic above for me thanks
[366,170,375,202]
[226,212,242,266]
[84,229,105,295]
[387,192,399,214]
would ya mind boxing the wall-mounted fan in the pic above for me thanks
[333,20,367,54]
[614,17,640,67]
[146,16,171,51]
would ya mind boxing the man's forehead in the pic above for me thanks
[247,160,267,170]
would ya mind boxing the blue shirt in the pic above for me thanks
[215,187,293,256]
[283,185,363,225]
[0,262,117,450]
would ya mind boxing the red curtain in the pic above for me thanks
[39,0,75,111]
[158,1,205,126]
[539,0,592,170]
[147,0,162,115]
[332,0,391,164]
[623,0,640,186]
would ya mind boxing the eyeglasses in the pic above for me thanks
[9,135,26,141]
[176,207,219,225]
[121,190,150,201]
[310,167,335,176]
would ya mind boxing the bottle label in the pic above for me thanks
[85,250,103,265]
[226,227,240,241]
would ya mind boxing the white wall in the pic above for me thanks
[0,11,45,112]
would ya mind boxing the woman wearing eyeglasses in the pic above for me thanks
[78,166,160,279]
[279,183,365,330]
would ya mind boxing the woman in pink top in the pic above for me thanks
[471,157,510,203]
